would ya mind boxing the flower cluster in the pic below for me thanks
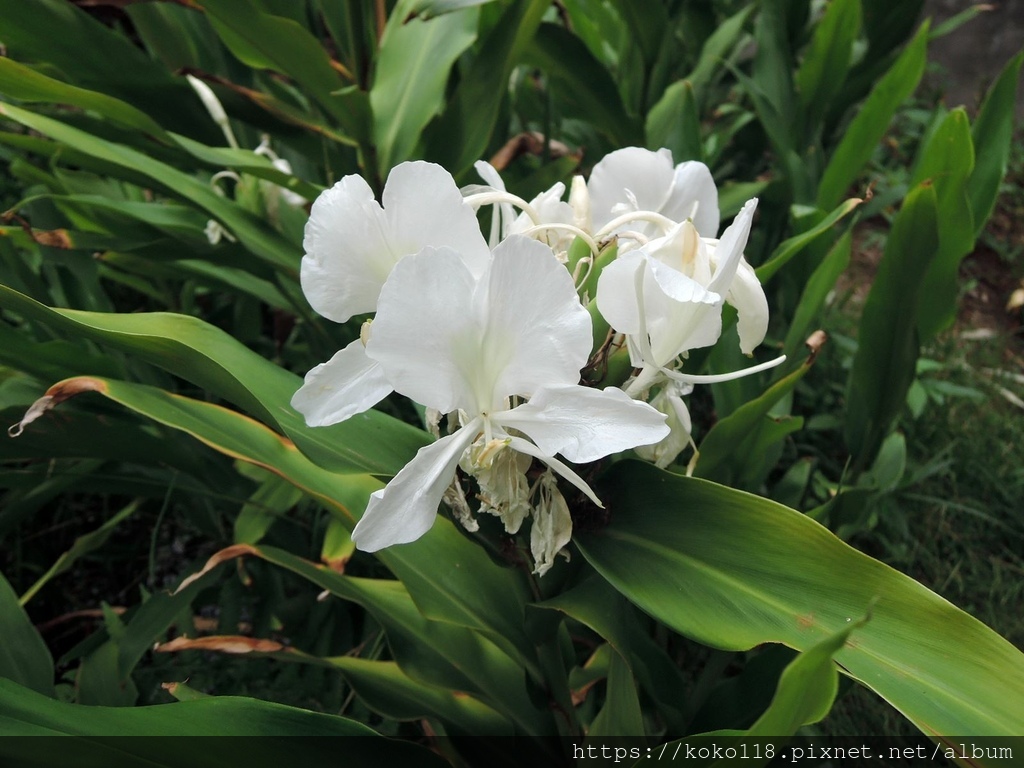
[293,149,781,573]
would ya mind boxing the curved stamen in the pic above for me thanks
[659,354,787,385]
[463,191,543,227]
[516,223,599,257]
[594,210,677,240]
[210,170,241,189]
[571,256,593,291]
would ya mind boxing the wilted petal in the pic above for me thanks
[351,419,482,552]
[588,147,675,229]
[291,340,392,426]
[531,471,573,576]
[497,384,668,464]
[505,435,602,506]
[660,161,720,236]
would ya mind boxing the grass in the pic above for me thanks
[815,129,1024,741]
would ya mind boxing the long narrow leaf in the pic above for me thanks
[0,285,426,474]
[817,22,929,210]
[577,462,1024,742]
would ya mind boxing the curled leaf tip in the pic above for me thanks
[9,395,55,438]
[805,330,829,362]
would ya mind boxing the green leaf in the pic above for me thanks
[795,0,861,131]
[540,576,687,733]
[745,621,853,736]
[0,679,449,766]
[755,198,861,282]
[372,6,479,172]
[153,633,514,738]
[14,376,537,674]
[402,0,500,20]
[968,52,1023,239]
[862,0,925,58]
[237,544,548,734]
[233,474,302,545]
[324,658,512,734]
[18,499,144,607]
[0,573,53,697]
[588,649,644,737]
[0,103,298,272]
[522,24,641,147]
[910,109,975,340]
[0,58,170,140]
[646,80,703,162]
[196,0,354,134]
[816,21,929,210]
[0,0,215,141]
[683,6,754,101]
[12,376,381,527]
[424,0,549,175]
[929,4,994,40]
[641,624,855,766]
[750,0,797,157]
[577,461,1024,738]
[844,183,938,466]
[718,181,769,221]
[694,357,814,489]
[606,0,667,65]
[0,285,427,475]
[781,231,852,361]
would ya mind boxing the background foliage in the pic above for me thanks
[0,1,1022,765]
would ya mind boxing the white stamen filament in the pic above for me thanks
[659,354,787,385]
[610,230,650,247]
[463,191,543,227]
[516,223,599,257]
[210,170,241,190]
[571,256,593,291]
[594,210,677,240]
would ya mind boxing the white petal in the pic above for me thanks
[707,197,757,295]
[370,236,592,414]
[634,389,693,468]
[588,147,675,229]
[661,161,720,236]
[367,247,480,414]
[646,256,720,306]
[729,259,770,354]
[642,259,723,365]
[291,340,392,426]
[351,419,481,552]
[301,175,394,322]
[595,252,646,335]
[497,384,669,464]
[384,162,490,277]
[481,236,592,403]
